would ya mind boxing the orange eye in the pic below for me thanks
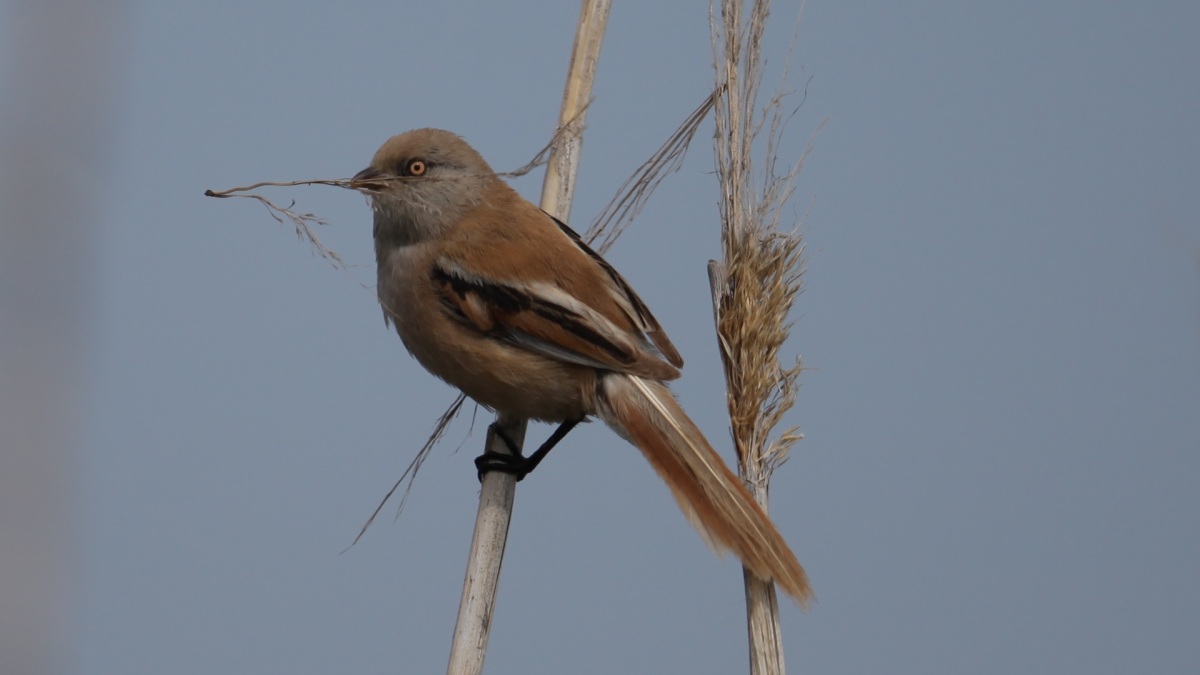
[405,159,427,177]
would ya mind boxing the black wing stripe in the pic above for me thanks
[432,265,635,365]
[546,214,656,326]
[528,305,635,364]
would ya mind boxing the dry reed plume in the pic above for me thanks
[711,0,819,672]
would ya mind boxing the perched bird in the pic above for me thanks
[351,128,811,604]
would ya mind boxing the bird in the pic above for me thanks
[351,128,811,605]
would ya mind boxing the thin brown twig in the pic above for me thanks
[204,178,354,196]
[205,181,352,267]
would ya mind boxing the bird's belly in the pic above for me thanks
[379,256,591,422]
[403,320,591,422]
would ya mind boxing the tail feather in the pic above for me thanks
[596,373,813,606]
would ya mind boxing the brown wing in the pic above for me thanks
[546,214,684,368]
[432,259,680,381]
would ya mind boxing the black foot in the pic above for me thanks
[475,423,536,482]
[474,419,582,483]
[474,449,536,482]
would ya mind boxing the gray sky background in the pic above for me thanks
[3,1,1197,673]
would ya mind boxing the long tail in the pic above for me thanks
[595,373,813,606]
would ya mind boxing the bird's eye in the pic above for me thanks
[404,159,428,177]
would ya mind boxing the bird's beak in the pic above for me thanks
[350,166,387,192]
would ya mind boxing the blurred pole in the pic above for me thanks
[0,3,126,674]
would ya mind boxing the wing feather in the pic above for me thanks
[544,214,684,368]
[432,258,679,380]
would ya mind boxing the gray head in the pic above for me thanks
[352,128,498,246]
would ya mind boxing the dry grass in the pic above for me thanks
[585,89,717,254]
[205,180,352,267]
[711,0,810,485]
[710,0,817,672]
[346,393,469,549]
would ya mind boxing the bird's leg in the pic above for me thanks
[475,419,582,482]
